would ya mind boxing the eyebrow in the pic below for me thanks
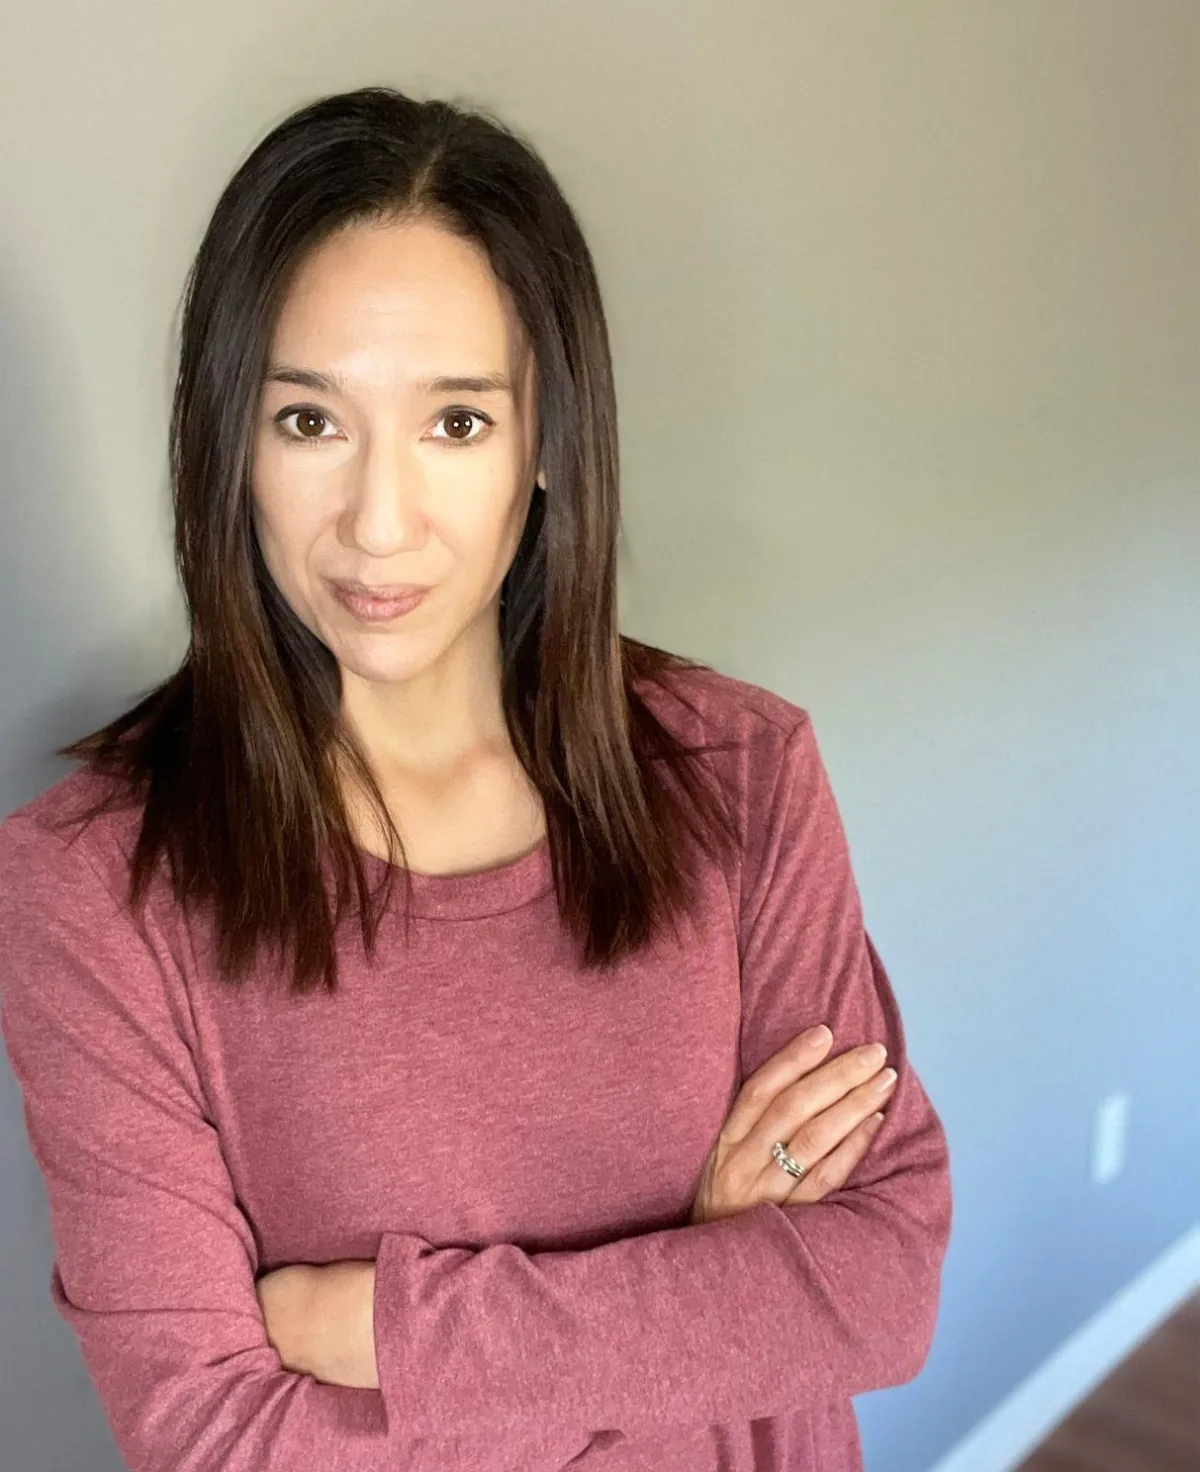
[264,365,513,397]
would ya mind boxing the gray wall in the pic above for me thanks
[1,4,1197,1470]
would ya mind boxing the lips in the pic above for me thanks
[335,581,431,597]
[329,580,431,623]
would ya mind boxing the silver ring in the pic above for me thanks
[771,1141,809,1180]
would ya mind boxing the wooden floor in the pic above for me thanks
[1014,1289,1200,1472]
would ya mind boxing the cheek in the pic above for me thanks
[251,489,323,597]
[500,482,535,554]
[437,486,524,563]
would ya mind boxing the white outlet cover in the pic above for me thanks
[1091,1093,1130,1186]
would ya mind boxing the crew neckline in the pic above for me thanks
[349,834,555,920]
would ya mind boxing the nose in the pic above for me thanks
[342,432,429,557]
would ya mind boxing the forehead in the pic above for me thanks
[270,217,530,379]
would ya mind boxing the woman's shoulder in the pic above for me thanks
[633,653,812,750]
[0,766,145,901]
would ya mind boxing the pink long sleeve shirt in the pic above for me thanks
[0,664,952,1472]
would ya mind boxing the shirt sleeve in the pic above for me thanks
[0,812,595,1472]
[369,711,954,1440]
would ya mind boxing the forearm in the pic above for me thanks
[370,1157,950,1440]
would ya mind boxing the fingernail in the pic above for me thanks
[806,1025,832,1048]
[874,1068,898,1093]
[868,1113,885,1128]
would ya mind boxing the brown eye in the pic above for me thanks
[273,407,336,445]
[432,408,493,446]
[293,410,327,438]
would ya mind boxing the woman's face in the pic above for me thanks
[250,215,543,693]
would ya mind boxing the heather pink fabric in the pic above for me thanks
[0,665,952,1471]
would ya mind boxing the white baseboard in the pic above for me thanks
[927,1223,1200,1472]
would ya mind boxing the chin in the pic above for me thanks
[339,645,435,680]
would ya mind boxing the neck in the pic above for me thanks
[338,621,508,782]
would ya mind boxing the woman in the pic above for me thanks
[0,86,951,1471]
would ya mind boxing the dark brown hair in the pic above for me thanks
[54,85,742,994]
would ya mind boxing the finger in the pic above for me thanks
[743,1101,885,1212]
[785,1112,885,1204]
[742,1052,895,1166]
[720,1025,834,1147]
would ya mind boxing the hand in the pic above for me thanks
[255,1263,322,1376]
[255,1260,379,1389]
[689,1025,895,1225]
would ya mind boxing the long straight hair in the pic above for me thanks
[54,86,743,994]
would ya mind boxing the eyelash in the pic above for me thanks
[271,405,496,449]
